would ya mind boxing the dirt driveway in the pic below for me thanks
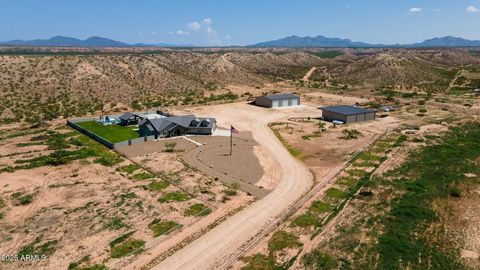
[130,102,315,270]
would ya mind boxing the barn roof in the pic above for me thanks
[263,94,299,100]
[320,105,375,115]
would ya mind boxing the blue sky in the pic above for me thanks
[1,0,479,45]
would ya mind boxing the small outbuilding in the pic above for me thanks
[320,105,376,124]
[255,94,300,108]
[119,112,141,126]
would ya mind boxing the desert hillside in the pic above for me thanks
[0,47,479,124]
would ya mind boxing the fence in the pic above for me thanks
[67,119,115,149]
[67,118,158,150]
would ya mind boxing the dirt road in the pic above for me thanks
[144,103,314,270]
[302,67,317,81]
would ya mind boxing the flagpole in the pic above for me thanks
[229,125,233,156]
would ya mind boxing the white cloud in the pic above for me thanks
[467,6,479,13]
[150,31,158,36]
[409,7,422,13]
[186,22,201,31]
[175,30,190,35]
[346,4,350,8]
[203,18,212,26]
[138,32,144,36]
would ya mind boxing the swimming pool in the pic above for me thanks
[96,116,121,125]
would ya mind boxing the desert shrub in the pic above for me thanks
[326,188,347,199]
[309,200,333,213]
[340,129,363,140]
[18,240,58,257]
[302,249,338,269]
[132,172,155,180]
[146,180,170,191]
[164,142,177,152]
[11,192,34,205]
[241,253,277,270]
[148,219,182,237]
[104,217,128,230]
[291,212,320,228]
[158,191,191,203]
[268,231,302,254]
[109,231,134,247]
[184,203,211,216]
[110,239,145,258]
[118,164,141,174]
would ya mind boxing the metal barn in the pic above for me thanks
[255,94,300,108]
[320,105,376,124]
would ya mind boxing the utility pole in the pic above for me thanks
[229,126,233,156]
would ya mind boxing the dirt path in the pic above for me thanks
[135,103,314,270]
[446,69,462,92]
[302,67,317,81]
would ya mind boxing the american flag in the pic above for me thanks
[231,125,240,134]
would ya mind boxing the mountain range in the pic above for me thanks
[1,35,480,48]
[0,36,188,47]
[251,35,480,48]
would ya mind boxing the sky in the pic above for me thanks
[1,0,480,46]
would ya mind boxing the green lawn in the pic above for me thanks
[76,121,139,143]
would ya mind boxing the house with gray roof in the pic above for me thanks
[320,105,376,124]
[139,114,216,138]
[255,94,300,108]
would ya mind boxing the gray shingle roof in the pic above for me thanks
[264,94,299,100]
[320,105,375,115]
[119,112,136,121]
[143,114,216,133]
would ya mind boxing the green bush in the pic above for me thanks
[104,217,128,230]
[158,191,191,203]
[146,180,170,191]
[326,188,347,199]
[291,212,320,228]
[268,231,302,254]
[184,203,211,216]
[118,164,141,174]
[309,200,333,213]
[149,219,182,237]
[110,239,145,258]
[132,172,155,180]
[302,249,338,269]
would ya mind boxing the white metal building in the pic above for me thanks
[255,94,300,108]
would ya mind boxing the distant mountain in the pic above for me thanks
[133,42,196,47]
[250,35,376,48]
[414,36,480,47]
[0,36,130,47]
[250,35,480,48]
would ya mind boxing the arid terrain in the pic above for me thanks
[0,47,479,270]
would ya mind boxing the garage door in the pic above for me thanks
[272,100,279,107]
[291,98,299,106]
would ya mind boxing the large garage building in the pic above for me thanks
[320,105,376,124]
[255,94,300,108]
